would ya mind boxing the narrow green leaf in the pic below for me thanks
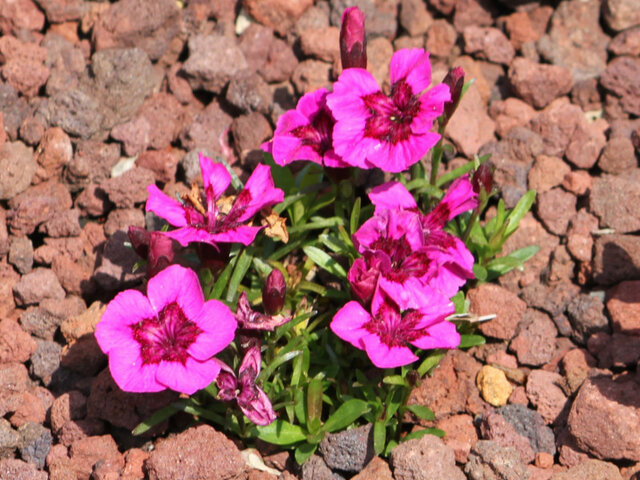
[417,351,445,377]
[435,160,477,187]
[132,402,182,435]
[458,334,486,349]
[226,249,252,303]
[307,379,324,433]
[373,421,386,456]
[288,216,345,234]
[263,153,295,194]
[504,190,536,238]
[350,196,362,235]
[254,419,307,445]
[404,404,435,421]
[322,399,370,433]
[473,264,488,282]
[303,245,347,278]
[382,375,409,387]
[294,442,318,465]
[402,428,446,442]
[209,256,236,300]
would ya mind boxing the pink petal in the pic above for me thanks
[107,343,166,393]
[330,301,372,348]
[162,226,219,247]
[156,357,221,395]
[411,321,460,350]
[439,176,478,220]
[272,133,320,166]
[297,88,330,119]
[390,49,432,94]
[239,346,262,377]
[239,386,276,426]
[199,154,231,200]
[146,185,188,227]
[95,290,155,354]
[240,164,284,220]
[188,300,237,361]
[210,225,262,245]
[146,264,204,320]
[361,334,419,368]
[369,181,417,212]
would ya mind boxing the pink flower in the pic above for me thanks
[262,89,350,168]
[331,278,458,368]
[216,347,276,426]
[95,264,237,395]
[326,48,451,172]
[146,154,284,247]
[365,177,477,298]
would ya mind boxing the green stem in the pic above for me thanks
[462,209,480,243]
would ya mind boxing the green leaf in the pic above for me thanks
[263,153,295,194]
[417,351,445,377]
[132,402,182,435]
[458,334,486,349]
[382,375,409,387]
[288,216,345,234]
[504,190,536,238]
[226,249,252,303]
[350,196,361,235]
[384,387,405,421]
[303,245,347,279]
[402,428,446,442]
[435,159,477,187]
[322,399,370,433]
[404,404,435,421]
[473,263,488,282]
[254,419,307,445]
[294,442,318,465]
[209,256,236,300]
[373,421,386,456]
[307,379,324,433]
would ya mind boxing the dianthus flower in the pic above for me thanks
[95,264,236,395]
[262,88,351,168]
[331,278,458,368]
[216,346,276,426]
[363,177,477,298]
[326,48,450,173]
[146,154,284,248]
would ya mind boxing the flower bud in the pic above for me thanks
[262,269,286,315]
[347,252,388,306]
[471,163,494,196]
[442,67,465,124]
[340,7,367,70]
[128,226,150,259]
[147,232,175,277]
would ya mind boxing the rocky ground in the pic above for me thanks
[0,0,639,479]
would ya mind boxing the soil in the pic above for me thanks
[0,0,639,479]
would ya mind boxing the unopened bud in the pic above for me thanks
[442,67,465,123]
[340,7,367,69]
[147,232,175,277]
[262,269,286,315]
[471,163,494,196]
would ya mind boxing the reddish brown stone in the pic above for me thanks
[426,20,457,59]
[436,414,478,464]
[526,370,569,425]
[7,181,72,235]
[510,309,558,367]
[469,283,527,341]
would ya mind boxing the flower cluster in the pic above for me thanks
[263,11,450,173]
[331,178,477,368]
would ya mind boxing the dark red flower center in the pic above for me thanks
[362,79,420,145]
[370,235,431,283]
[365,297,423,347]
[131,302,202,365]
[290,107,334,156]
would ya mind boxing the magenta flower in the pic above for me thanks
[347,250,389,305]
[146,154,284,248]
[263,89,351,168]
[216,346,276,426]
[94,264,237,395]
[326,48,451,173]
[331,278,458,368]
[364,177,477,298]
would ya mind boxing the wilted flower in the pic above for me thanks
[340,6,367,69]
[128,226,176,278]
[216,346,276,426]
[262,89,349,168]
[146,154,284,248]
[262,269,286,315]
[235,291,289,331]
[331,278,458,368]
[94,265,237,395]
[326,48,451,172]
